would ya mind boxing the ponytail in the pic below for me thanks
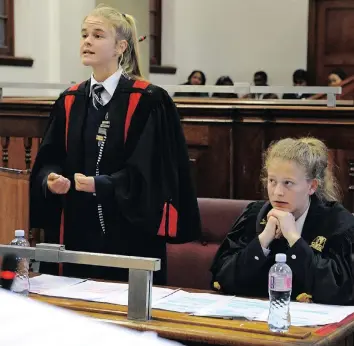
[123,14,143,79]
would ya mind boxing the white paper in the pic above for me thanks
[41,280,129,301]
[0,289,183,346]
[29,274,86,294]
[192,295,354,327]
[255,301,354,326]
[193,296,269,320]
[99,286,178,306]
[288,302,354,326]
[152,290,234,313]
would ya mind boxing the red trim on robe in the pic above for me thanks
[124,80,150,143]
[59,83,80,275]
[157,202,178,238]
[64,83,80,151]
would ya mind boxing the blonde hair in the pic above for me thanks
[86,4,143,80]
[262,137,341,202]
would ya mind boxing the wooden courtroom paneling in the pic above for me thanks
[308,0,354,86]
[182,122,232,198]
[2,98,354,218]
[0,170,30,244]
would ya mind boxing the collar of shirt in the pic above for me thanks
[295,201,311,235]
[89,67,123,105]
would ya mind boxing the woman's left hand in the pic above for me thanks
[74,173,96,193]
[267,209,300,247]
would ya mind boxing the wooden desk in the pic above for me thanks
[32,294,354,346]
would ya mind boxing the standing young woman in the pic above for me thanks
[30,4,201,284]
[211,137,354,304]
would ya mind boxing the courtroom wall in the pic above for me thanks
[0,0,95,97]
[150,0,309,88]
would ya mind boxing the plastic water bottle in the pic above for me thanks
[9,230,30,296]
[268,253,292,332]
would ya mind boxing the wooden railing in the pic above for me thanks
[2,97,354,243]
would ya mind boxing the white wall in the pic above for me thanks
[150,0,309,87]
[1,0,95,96]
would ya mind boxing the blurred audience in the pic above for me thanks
[328,68,347,86]
[212,76,238,98]
[174,70,209,97]
[283,69,313,99]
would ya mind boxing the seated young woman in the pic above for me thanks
[210,137,354,305]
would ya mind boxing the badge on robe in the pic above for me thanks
[310,236,327,252]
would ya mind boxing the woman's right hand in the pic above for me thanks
[47,173,71,194]
[258,216,279,249]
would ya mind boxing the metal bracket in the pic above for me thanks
[0,243,160,321]
[35,243,64,263]
[127,269,153,321]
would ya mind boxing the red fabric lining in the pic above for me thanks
[157,202,178,238]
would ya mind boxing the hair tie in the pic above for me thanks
[122,13,127,18]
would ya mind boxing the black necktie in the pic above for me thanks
[92,84,105,109]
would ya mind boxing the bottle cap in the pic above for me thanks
[275,253,286,263]
[15,230,25,237]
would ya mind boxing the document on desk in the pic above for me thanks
[284,302,354,326]
[40,280,129,301]
[152,290,234,313]
[192,296,269,320]
[29,274,86,294]
[99,286,178,306]
[193,295,354,326]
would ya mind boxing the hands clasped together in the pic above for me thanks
[258,209,300,249]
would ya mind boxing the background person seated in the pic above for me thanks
[328,68,347,87]
[282,69,313,100]
[174,70,209,98]
[242,71,278,99]
[210,137,354,305]
[211,76,238,98]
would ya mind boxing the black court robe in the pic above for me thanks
[30,76,201,284]
[210,195,354,305]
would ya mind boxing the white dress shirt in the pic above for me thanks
[262,203,311,256]
[89,67,123,106]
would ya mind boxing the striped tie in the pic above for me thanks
[92,84,105,109]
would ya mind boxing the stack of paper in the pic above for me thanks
[30,275,354,327]
[152,290,234,313]
[100,286,177,305]
[29,274,86,294]
[190,295,354,326]
[40,280,129,301]
[33,275,178,306]
[192,296,269,320]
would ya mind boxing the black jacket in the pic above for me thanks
[30,76,201,283]
[210,196,354,305]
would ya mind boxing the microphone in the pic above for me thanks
[0,254,17,290]
[138,35,147,42]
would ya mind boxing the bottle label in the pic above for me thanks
[269,274,292,291]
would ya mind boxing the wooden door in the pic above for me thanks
[308,0,354,85]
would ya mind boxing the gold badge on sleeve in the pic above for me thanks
[310,236,327,252]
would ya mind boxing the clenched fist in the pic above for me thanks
[47,173,71,194]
